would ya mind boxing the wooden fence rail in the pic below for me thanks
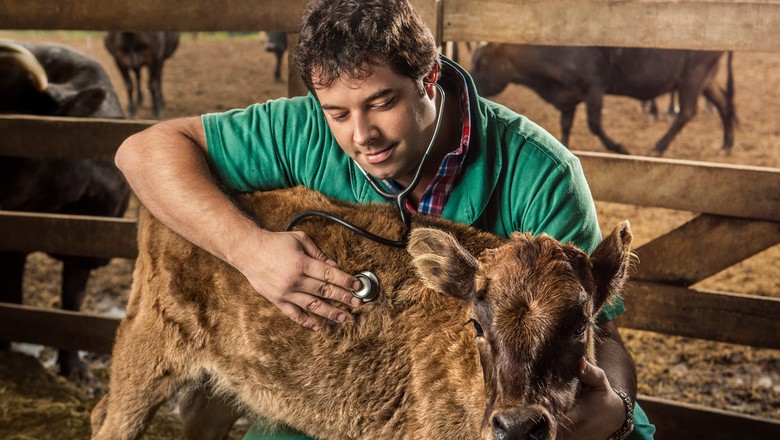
[2,0,780,438]
[2,0,779,52]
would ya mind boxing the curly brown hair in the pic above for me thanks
[294,0,439,95]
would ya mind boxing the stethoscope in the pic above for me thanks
[284,80,447,302]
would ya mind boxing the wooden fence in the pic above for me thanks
[1,0,779,438]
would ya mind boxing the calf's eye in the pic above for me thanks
[574,322,588,339]
[470,319,484,338]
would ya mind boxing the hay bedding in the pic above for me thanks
[0,32,778,436]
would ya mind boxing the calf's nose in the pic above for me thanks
[491,408,552,440]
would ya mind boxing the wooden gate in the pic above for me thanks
[1,0,779,437]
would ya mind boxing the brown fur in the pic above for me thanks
[91,186,633,440]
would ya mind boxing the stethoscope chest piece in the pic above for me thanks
[352,271,381,302]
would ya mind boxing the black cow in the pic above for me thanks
[104,31,180,119]
[471,44,736,155]
[266,31,288,82]
[0,39,131,381]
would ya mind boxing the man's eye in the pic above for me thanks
[372,97,395,110]
[329,112,347,121]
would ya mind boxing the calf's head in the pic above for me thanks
[408,222,633,440]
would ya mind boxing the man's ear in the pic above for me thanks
[407,228,478,301]
[422,63,440,97]
[590,221,634,311]
[424,62,439,84]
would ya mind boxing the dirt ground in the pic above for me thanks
[1,31,778,438]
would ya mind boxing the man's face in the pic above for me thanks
[315,63,438,187]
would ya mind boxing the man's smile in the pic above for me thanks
[362,143,397,164]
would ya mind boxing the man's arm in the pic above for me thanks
[560,320,636,439]
[115,117,362,330]
[597,321,638,403]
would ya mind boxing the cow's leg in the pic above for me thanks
[149,61,163,119]
[57,257,98,381]
[274,51,284,82]
[641,99,659,120]
[650,86,700,156]
[702,82,735,151]
[90,320,186,440]
[0,252,26,351]
[667,90,679,117]
[558,105,576,147]
[584,91,630,154]
[180,383,241,440]
[115,63,136,118]
[133,67,143,106]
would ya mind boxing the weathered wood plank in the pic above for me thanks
[618,281,780,349]
[0,211,137,259]
[0,0,439,36]
[638,394,780,439]
[634,214,780,285]
[4,1,779,53]
[443,0,780,52]
[3,120,778,222]
[0,0,308,32]
[0,115,151,161]
[0,303,119,354]
[577,151,780,222]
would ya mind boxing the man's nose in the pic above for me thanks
[352,115,377,147]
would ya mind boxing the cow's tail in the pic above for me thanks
[726,51,738,127]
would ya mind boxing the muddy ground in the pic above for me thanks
[0,31,778,438]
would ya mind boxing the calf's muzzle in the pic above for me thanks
[491,406,554,440]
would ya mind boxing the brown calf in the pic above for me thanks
[91,186,633,440]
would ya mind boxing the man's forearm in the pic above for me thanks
[595,320,638,401]
[115,117,264,270]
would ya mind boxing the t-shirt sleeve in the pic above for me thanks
[201,96,330,193]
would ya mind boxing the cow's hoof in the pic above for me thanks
[59,358,92,386]
[647,148,664,157]
[609,144,631,155]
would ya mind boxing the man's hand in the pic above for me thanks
[559,357,626,440]
[238,230,363,331]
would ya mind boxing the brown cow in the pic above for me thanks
[90,186,634,440]
[103,31,180,119]
[471,44,736,156]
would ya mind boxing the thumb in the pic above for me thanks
[578,357,610,390]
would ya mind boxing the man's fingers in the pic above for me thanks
[299,257,361,292]
[277,302,321,331]
[292,232,362,294]
[295,276,362,307]
[579,357,610,390]
[284,292,350,326]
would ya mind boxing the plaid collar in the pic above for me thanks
[384,61,472,216]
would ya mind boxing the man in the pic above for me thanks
[115,1,654,438]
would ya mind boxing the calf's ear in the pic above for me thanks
[590,221,634,311]
[407,228,479,301]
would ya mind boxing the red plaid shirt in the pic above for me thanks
[384,63,471,216]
